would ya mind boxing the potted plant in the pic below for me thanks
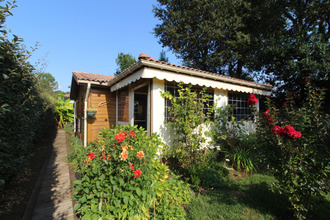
[86,108,97,116]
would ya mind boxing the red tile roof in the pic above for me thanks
[136,53,272,88]
[72,71,115,83]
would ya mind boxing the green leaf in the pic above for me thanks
[123,196,129,204]
[82,214,92,220]
[122,211,128,220]
[74,203,81,210]
[119,177,124,186]
[136,188,141,196]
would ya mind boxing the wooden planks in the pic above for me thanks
[87,88,116,142]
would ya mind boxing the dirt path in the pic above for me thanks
[27,130,75,220]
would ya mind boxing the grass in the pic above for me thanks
[187,173,330,220]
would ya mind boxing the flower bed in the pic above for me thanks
[69,125,191,219]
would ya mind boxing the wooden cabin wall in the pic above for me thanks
[87,87,116,142]
[117,87,129,122]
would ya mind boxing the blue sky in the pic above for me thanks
[4,0,181,92]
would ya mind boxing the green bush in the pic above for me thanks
[161,82,213,186]
[152,172,192,219]
[255,81,330,219]
[200,168,223,189]
[69,125,191,219]
[0,1,55,190]
[54,94,73,128]
[231,145,256,175]
[63,122,74,134]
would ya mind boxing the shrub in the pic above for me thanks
[160,82,213,186]
[69,125,191,219]
[0,1,55,190]
[152,171,192,219]
[231,145,256,175]
[64,122,73,134]
[255,81,330,219]
[200,168,223,189]
[209,104,258,174]
[54,94,73,128]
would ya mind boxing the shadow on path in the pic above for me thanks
[26,130,74,220]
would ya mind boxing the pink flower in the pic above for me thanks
[263,109,270,117]
[136,151,145,159]
[87,152,95,159]
[119,149,128,161]
[247,94,259,105]
[132,169,142,178]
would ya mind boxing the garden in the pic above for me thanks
[68,81,329,220]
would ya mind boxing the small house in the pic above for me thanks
[70,53,272,146]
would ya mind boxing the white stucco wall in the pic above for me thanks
[151,78,259,148]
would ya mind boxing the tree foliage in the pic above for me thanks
[54,94,73,128]
[259,0,329,107]
[153,0,283,79]
[115,52,136,75]
[0,0,55,190]
[159,50,169,62]
[153,0,329,108]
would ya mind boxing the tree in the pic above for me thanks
[37,72,59,101]
[115,52,136,75]
[153,0,329,110]
[159,50,169,62]
[259,0,330,109]
[153,0,283,79]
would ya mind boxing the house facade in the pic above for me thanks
[70,53,272,146]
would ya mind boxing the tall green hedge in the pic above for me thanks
[0,1,55,190]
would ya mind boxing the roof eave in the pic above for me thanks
[109,60,272,91]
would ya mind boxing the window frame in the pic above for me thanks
[164,81,214,122]
[228,92,254,121]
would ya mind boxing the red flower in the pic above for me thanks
[273,125,302,139]
[87,152,95,159]
[267,118,274,125]
[263,109,270,117]
[123,131,128,136]
[283,125,302,139]
[115,132,125,143]
[247,94,259,105]
[132,169,142,178]
[129,131,136,138]
[129,162,134,170]
[272,125,281,135]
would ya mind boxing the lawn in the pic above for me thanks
[187,173,330,220]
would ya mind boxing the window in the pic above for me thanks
[164,81,214,122]
[228,92,253,121]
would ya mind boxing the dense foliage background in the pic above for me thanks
[154,0,329,111]
[0,1,56,190]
